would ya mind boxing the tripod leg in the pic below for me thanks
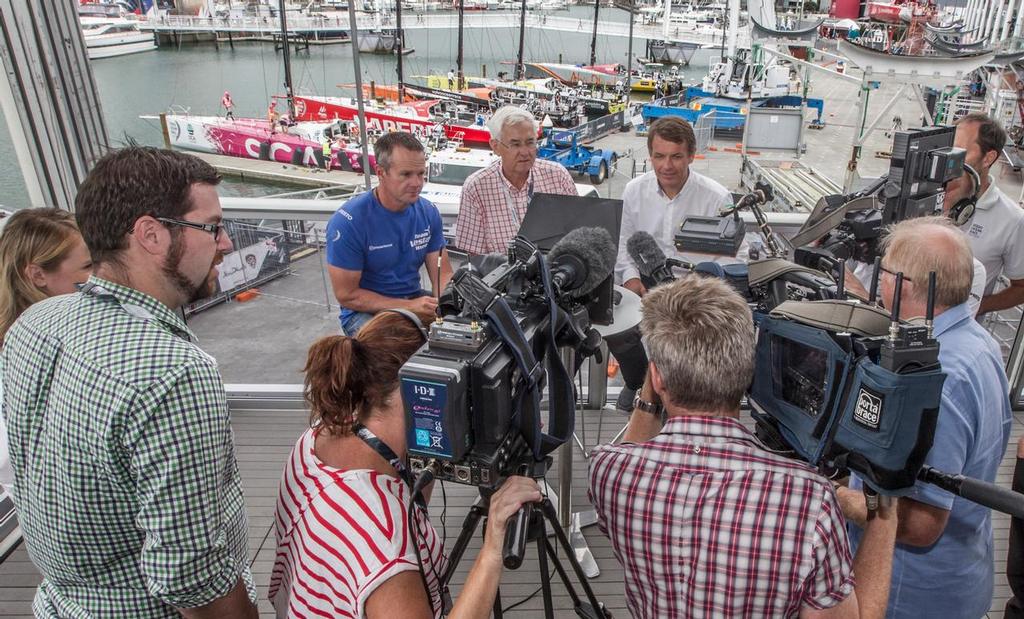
[441,497,487,588]
[493,587,504,619]
[535,532,556,619]
[542,535,581,607]
[538,499,607,618]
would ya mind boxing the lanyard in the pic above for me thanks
[502,176,535,230]
[352,422,426,508]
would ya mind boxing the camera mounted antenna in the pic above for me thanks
[835,262,846,299]
[868,255,882,305]
[888,272,904,342]
[925,271,937,338]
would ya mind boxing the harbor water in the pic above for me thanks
[0,5,721,209]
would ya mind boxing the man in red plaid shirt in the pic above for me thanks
[588,275,899,619]
[454,105,577,256]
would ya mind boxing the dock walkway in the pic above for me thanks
[142,11,746,49]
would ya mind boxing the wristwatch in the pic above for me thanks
[632,394,664,417]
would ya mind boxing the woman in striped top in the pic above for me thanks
[270,311,541,618]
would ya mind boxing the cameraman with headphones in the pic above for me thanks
[943,113,1024,315]
[844,149,988,316]
[836,217,1013,619]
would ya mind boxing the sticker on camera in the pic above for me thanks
[853,387,884,431]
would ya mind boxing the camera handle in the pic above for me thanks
[502,459,549,569]
[502,502,533,569]
[919,466,1024,519]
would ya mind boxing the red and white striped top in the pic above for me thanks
[269,427,447,618]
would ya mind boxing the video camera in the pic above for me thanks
[401,229,616,489]
[793,125,966,270]
[624,129,1021,508]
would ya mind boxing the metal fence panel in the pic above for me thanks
[693,109,713,154]
[184,220,312,316]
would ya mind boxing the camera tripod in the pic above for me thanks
[440,490,608,619]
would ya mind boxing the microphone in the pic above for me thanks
[548,227,617,295]
[719,180,775,216]
[626,231,691,286]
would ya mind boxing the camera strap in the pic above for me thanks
[535,251,576,456]
[352,422,426,508]
[481,295,547,459]
[479,253,575,461]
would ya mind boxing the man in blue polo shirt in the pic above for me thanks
[326,131,452,334]
[836,216,1013,619]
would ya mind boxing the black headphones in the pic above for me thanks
[379,308,429,342]
[948,163,981,227]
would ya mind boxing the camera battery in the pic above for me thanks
[401,357,471,461]
[674,215,746,256]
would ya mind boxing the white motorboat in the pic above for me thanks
[81,20,156,59]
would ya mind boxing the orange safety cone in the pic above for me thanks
[607,356,620,379]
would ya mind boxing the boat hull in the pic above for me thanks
[163,115,376,173]
[86,36,157,59]
[292,95,492,145]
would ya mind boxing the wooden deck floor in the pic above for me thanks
[0,404,1021,618]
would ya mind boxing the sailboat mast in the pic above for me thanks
[590,0,600,65]
[662,0,669,40]
[720,4,726,61]
[457,0,465,89]
[278,0,295,118]
[516,0,527,80]
[396,0,405,102]
[347,0,374,190]
[626,1,634,93]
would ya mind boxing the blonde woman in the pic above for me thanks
[0,208,93,494]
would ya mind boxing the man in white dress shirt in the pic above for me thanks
[616,116,734,297]
[610,116,734,410]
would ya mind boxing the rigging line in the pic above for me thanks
[258,31,270,103]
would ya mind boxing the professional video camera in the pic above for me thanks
[624,145,1021,516]
[748,269,946,494]
[793,125,966,270]
[401,228,617,489]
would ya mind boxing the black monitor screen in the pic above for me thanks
[771,335,828,417]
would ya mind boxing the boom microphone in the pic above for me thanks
[548,226,617,295]
[626,231,692,286]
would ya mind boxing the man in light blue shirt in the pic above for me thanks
[837,216,1013,619]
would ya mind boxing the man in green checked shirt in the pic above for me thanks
[2,147,258,618]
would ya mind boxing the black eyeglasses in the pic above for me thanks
[879,264,913,283]
[156,217,226,241]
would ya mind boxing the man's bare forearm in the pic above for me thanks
[337,288,419,313]
[851,512,898,619]
[621,375,660,443]
[178,578,257,619]
[836,486,868,529]
[622,409,662,443]
[979,284,1024,314]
